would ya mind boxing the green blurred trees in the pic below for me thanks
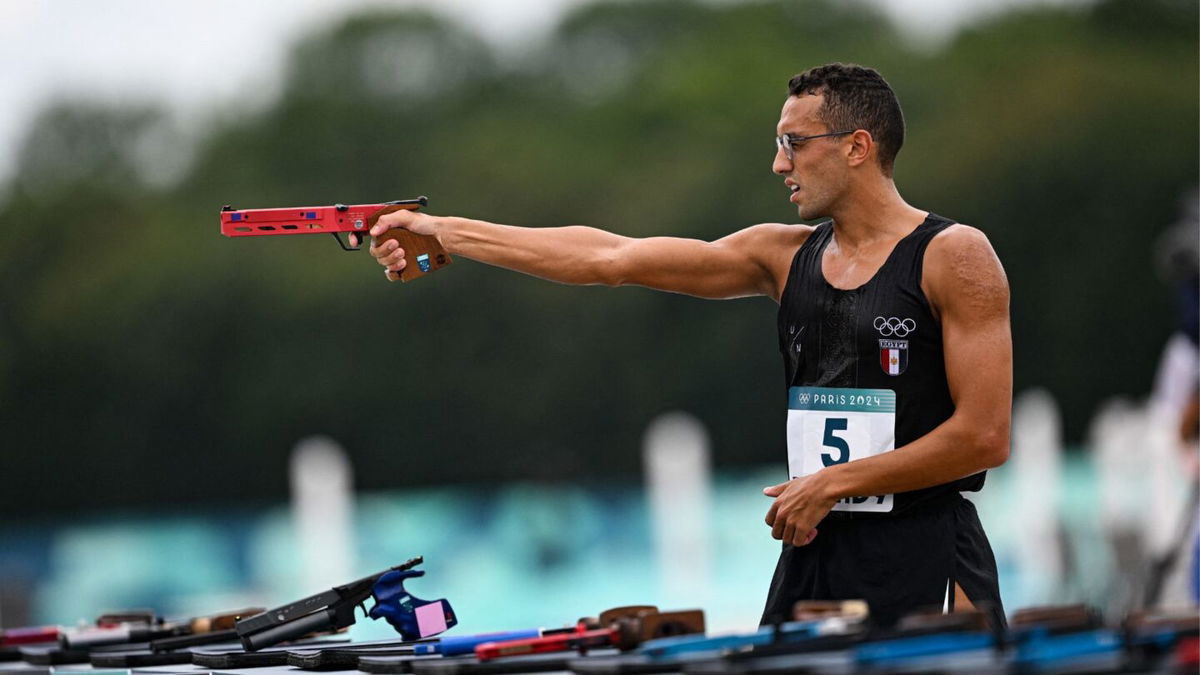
[1,0,1195,512]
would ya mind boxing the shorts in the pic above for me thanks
[760,493,1005,629]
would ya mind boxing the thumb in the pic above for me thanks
[372,208,418,237]
[370,211,404,237]
[762,481,789,497]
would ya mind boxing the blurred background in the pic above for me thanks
[0,0,1197,638]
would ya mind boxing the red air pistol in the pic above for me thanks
[219,196,451,282]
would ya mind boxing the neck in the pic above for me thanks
[827,178,926,249]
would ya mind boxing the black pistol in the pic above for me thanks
[235,557,424,651]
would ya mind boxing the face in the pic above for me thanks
[773,94,850,220]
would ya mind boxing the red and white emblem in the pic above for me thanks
[879,339,908,376]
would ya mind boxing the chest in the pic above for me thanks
[820,241,898,291]
[779,244,944,388]
[785,286,931,357]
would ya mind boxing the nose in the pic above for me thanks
[772,146,792,175]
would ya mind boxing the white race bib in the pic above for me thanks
[786,387,897,513]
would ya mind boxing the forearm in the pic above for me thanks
[819,416,1009,499]
[434,216,627,286]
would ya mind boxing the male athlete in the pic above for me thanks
[355,64,1011,626]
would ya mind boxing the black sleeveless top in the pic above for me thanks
[776,213,985,516]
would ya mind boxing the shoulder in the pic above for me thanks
[927,222,995,253]
[721,222,818,247]
[924,224,1006,279]
[922,224,1009,318]
[718,222,820,264]
[716,222,819,270]
[714,222,819,301]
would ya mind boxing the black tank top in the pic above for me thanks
[776,213,985,516]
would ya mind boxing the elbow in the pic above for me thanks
[976,428,1010,470]
[591,257,625,287]
[592,242,631,287]
[598,260,626,287]
[951,411,1010,471]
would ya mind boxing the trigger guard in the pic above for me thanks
[332,232,362,251]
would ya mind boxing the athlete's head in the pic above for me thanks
[787,63,905,176]
[773,63,905,219]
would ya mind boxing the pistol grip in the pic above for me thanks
[369,204,451,282]
[367,569,456,641]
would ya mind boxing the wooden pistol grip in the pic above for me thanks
[636,609,705,641]
[598,605,659,627]
[369,203,452,282]
[199,607,266,633]
[792,599,869,622]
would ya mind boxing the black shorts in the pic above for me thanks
[760,494,1005,628]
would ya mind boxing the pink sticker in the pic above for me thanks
[415,601,448,637]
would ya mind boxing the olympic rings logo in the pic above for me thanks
[874,316,916,337]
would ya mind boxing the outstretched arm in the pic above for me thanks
[764,224,1012,545]
[360,210,809,301]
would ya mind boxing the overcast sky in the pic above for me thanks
[0,0,1090,182]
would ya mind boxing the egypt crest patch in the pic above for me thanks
[879,339,908,376]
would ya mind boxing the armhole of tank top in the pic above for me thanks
[779,221,830,310]
[914,217,957,322]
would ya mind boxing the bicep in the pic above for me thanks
[611,224,804,300]
[929,229,1013,441]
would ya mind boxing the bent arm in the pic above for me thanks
[372,212,808,300]
[818,225,1012,498]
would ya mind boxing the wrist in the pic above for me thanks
[427,215,454,248]
[815,464,847,504]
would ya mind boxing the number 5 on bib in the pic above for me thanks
[786,387,896,513]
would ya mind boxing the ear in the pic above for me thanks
[845,129,873,168]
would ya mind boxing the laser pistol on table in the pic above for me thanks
[234,556,456,651]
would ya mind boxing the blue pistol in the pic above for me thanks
[235,556,456,651]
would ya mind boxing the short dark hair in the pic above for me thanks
[787,64,905,176]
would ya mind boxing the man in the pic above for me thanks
[355,63,1011,627]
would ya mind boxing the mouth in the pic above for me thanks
[786,182,800,203]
